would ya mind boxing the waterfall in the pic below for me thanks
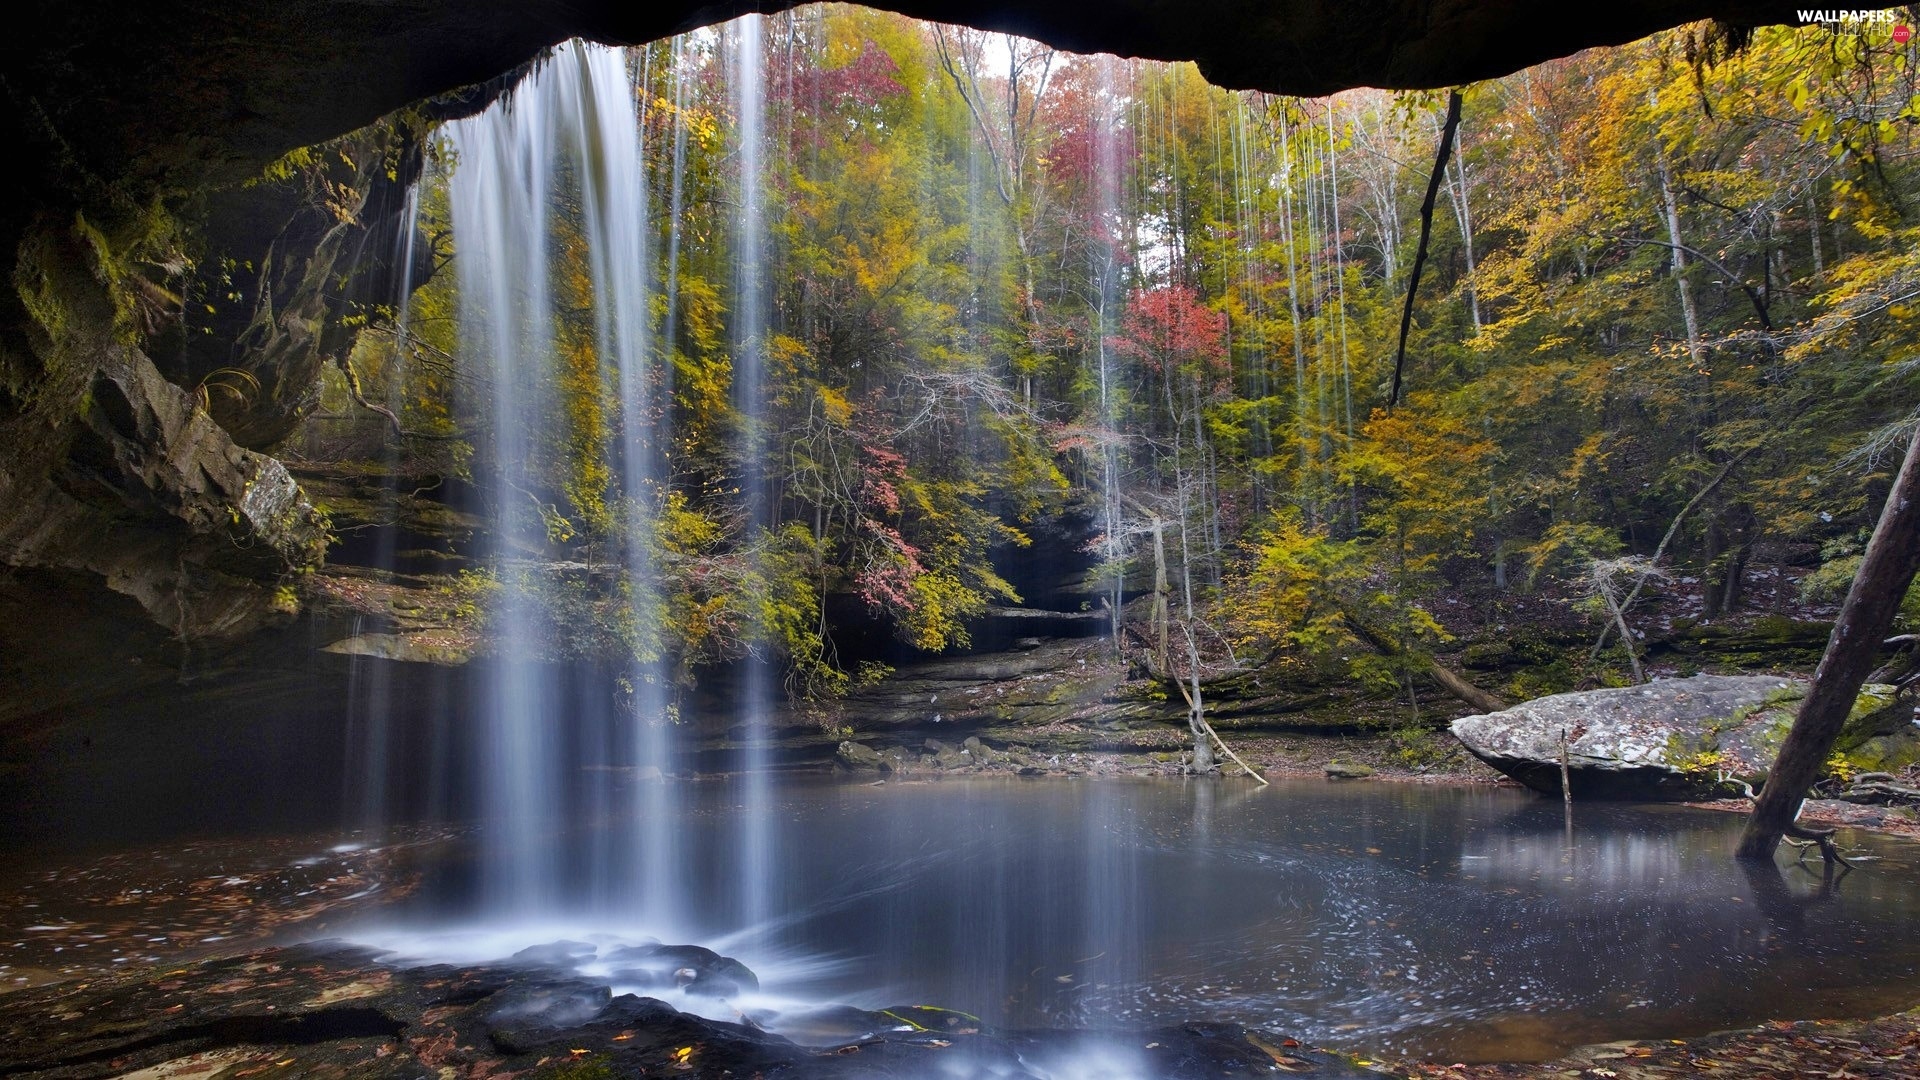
[339,177,426,851]
[728,12,777,941]
[1093,56,1126,645]
[443,40,662,920]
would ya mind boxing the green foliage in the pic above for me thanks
[1386,724,1455,769]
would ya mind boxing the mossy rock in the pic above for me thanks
[1842,727,1920,774]
[1453,675,1907,800]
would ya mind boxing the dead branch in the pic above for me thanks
[1592,443,1758,658]
[335,354,404,438]
[1168,668,1268,786]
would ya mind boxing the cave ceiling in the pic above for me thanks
[6,1,1846,205]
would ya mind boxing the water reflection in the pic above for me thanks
[352,777,1920,1062]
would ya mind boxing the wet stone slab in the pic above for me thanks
[0,942,1382,1078]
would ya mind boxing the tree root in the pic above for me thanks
[1719,773,1857,870]
[1781,822,1853,871]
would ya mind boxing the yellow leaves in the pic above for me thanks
[1228,508,1361,652]
[1565,430,1612,487]
[659,491,723,554]
[819,386,854,426]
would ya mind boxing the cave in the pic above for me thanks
[7,3,1920,1077]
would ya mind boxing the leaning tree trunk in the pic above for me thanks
[1736,425,1920,861]
[1341,613,1508,714]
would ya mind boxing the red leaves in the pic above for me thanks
[1108,284,1230,393]
[854,520,923,613]
[859,442,907,516]
[789,39,905,116]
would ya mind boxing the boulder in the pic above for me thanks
[602,942,760,999]
[836,741,887,772]
[510,939,598,966]
[1450,674,1910,800]
[925,738,971,770]
[1323,762,1375,779]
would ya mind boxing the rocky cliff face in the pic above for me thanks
[1,217,330,641]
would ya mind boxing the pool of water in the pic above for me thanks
[336,775,1920,1062]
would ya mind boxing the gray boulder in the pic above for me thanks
[836,741,887,771]
[1450,674,1908,800]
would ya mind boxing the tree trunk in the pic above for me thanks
[1175,478,1216,774]
[1700,518,1727,620]
[1736,426,1920,861]
[1389,89,1463,409]
[1659,154,1703,366]
[1443,115,1481,335]
[1425,656,1509,715]
[1150,517,1170,664]
[1341,614,1508,714]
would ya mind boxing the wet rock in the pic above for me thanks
[486,981,613,1051]
[1323,761,1375,779]
[0,942,1377,1079]
[1,312,330,644]
[603,942,760,998]
[319,631,473,665]
[1450,675,1908,800]
[511,939,598,965]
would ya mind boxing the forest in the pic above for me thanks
[311,9,1919,724]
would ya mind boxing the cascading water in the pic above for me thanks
[728,13,777,942]
[640,35,695,931]
[443,40,669,920]
[1087,54,1128,645]
[338,181,424,852]
[1080,52,1143,1037]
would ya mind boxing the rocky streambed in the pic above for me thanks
[0,942,1378,1079]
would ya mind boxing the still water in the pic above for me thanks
[343,776,1920,1062]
